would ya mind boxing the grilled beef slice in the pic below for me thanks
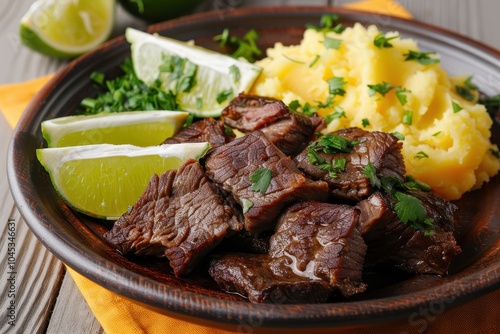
[222,93,316,156]
[164,117,234,148]
[104,159,242,277]
[269,202,367,297]
[209,202,367,303]
[295,127,406,202]
[205,131,329,234]
[357,191,461,275]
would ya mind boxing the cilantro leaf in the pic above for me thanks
[324,37,342,50]
[455,85,476,101]
[214,28,262,63]
[229,64,240,84]
[368,82,394,97]
[395,86,409,105]
[415,151,429,160]
[241,198,254,214]
[452,101,463,113]
[216,89,233,104]
[402,110,413,125]
[327,77,347,96]
[362,118,370,128]
[404,50,440,65]
[391,131,405,141]
[362,162,381,189]
[308,55,320,67]
[325,106,346,124]
[288,100,301,111]
[491,149,500,158]
[478,94,500,118]
[393,192,428,224]
[306,14,344,34]
[249,168,273,194]
[318,134,359,154]
[373,32,399,48]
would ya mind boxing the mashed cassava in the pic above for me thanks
[250,23,500,200]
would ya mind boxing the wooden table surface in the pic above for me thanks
[1,1,499,333]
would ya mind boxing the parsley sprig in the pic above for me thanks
[249,168,273,194]
[404,50,440,65]
[373,32,399,48]
[214,28,262,63]
[306,14,345,34]
[80,58,178,114]
[362,162,435,235]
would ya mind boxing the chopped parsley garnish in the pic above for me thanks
[455,77,477,101]
[288,100,301,111]
[214,28,262,63]
[391,131,405,141]
[283,54,305,64]
[404,50,440,65]
[249,168,273,194]
[216,89,233,104]
[432,131,441,137]
[325,106,346,124]
[368,82,394,97]
[306,14,344,34]
[362,118,370,128]
[324,37,342,50]
[229,64,240,84]
[289,100,317,116]
[491,149,500,158]
[241,198,254,214]
[402,109,413,125]
[325,106,347,124]
[80,58,178,114]
[196,97,203,110]
[90,71,105,85]
[373,32,399,48]
[452,101,463,113]
[394,192,434,235]
[327,77,347,96]
[395,86,409,105]
[159,54,198,94]
[317,95,335,109]
[319,157,347,178]
[308,55,320,67]
[317,134,359,154]
[479,94,500,117]
[362,162,434,234]
[415,151,429,160]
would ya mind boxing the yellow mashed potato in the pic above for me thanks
[250,23,500,200]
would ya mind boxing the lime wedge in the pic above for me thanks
[126,28,262,118]
[41,110,189,147]
[20,0,115,58]
[37,142,210,219]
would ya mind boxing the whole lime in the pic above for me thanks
[118,0,205,22]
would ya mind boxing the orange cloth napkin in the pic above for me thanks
[1,1,498,333]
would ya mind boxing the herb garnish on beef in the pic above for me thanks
[205,131,329,234]
[164,117,234,148]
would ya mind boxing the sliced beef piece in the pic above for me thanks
[357,191,461,275]
[222,93,316,157]
[269,202,367,297]
[295,127,405,202]
[208,201,367,303]
[221,93,287,132]
[205,131,329,235]
[209,253,333,304]
[104,160,242,277]
[164,118,234,148]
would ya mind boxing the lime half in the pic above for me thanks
[126,28,262,118]
[20,0,115,58]
[41,110,189,147]
[37,142,210,219]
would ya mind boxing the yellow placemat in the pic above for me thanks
[3,2,498,333]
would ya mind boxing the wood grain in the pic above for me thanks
[1,1,499,333]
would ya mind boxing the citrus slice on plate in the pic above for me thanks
[41,110,189,147]
[20,0,115,58]
[36,142,210,219]
[126,27,262,118]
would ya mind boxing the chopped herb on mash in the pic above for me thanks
[325,106,346,124]
[368,82,394,97]
[452,101,463,113]
[404,50,440,65]
[391,132,405,141]
[362,118,370,127]
[415,151,429,160]
[306,14,344,34]
[373,32,399,48]
[308,55,320,67]
[402,110,413,125]
[324,37,342,50]
[214,28,262,63]
[395,86,410,105]
[327,77,347,96]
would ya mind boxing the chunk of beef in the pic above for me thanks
[269,202,367,297]
[209,254,333,304]
[208,202,367,303]
[357,191,461,275]
[104,160,242,277]
[222,93,316,156]
[295,127,405,201]
[164,118,234,148]
[205,131,329,234]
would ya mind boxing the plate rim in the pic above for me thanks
[7,5,500,329]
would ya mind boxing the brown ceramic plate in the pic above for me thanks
[7,6,500,332]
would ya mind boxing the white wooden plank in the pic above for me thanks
[0,114,65,334]
[46,273,104,334]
